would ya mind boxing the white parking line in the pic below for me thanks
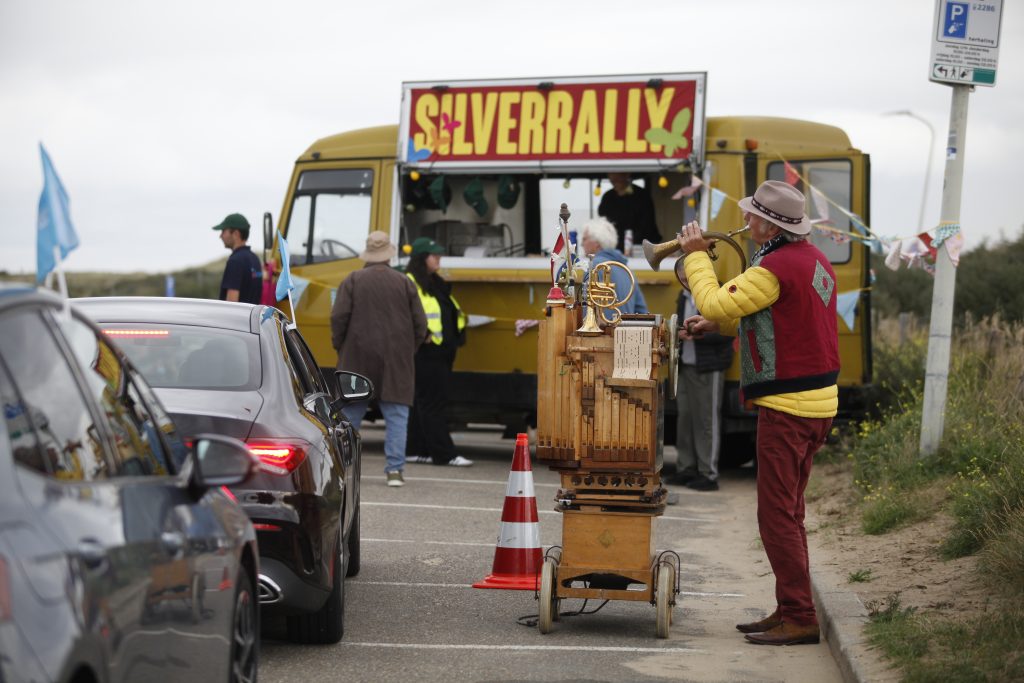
[364,537,494,547]
[364,474,559,488]
[361,500,713,523]
[339,642,706,654]
[349,579,743,599]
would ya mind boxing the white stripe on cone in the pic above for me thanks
[504,471,535,498]
[496,521,541,549]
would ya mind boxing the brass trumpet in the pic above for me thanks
[641,225,750,272]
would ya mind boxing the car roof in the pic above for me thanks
[73,296,274,334]
[0,284,63,310]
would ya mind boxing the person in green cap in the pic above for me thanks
[212,212,262,304]
[404,237,473,467]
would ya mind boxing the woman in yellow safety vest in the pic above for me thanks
[404,237,472,467]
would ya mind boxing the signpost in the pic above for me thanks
[929,0,1003,86]
[920,0,1004,457]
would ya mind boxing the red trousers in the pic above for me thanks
[756,406,832,626]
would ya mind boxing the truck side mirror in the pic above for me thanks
[263,212,274,253]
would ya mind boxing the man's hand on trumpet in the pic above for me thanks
[677,314,720,341]
[676,221,717,255]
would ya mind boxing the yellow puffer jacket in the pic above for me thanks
[683,252,838,419]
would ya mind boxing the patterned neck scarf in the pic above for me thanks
[751,233,788,266]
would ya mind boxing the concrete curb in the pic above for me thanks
[811,566,880,683]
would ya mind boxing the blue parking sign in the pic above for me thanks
[944,2,968,38]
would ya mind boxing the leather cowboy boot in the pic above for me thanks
[736,607,781,634]
[744,621,820,646]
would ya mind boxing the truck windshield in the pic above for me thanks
[286,169,374,265]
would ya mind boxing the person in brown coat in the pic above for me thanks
[330,231,428,487]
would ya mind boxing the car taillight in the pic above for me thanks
[247,439,308,475]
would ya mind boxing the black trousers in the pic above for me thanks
[407,344,457,464]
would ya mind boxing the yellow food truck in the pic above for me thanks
[266,73,871,463]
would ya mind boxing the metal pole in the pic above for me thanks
[919,85,970,457]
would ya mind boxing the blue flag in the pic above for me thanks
[275,232,294,302]
[36,144,80,283]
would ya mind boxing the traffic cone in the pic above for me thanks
[473,433,542,590]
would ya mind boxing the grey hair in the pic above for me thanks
[780,229,808,243]
[580,217,619,251]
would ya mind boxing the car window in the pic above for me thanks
[0,308,109,481]
[60,315,172,477]
[282,330,317,396]
[128,366,188,470]
[102,324,260,391]
[0,360,46,474]
[287,329,329,396]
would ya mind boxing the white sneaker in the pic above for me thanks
[405,455,431,464]
[447,455,473,467]
[386,471,405,487]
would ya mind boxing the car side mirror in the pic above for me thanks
[190,434,257,488]
[330,370,374,415]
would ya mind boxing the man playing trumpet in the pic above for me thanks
[676,180,839,647]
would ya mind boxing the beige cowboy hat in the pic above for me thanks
[737,180,812,235]
[360,230,397,262]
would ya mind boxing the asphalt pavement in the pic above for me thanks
[260,425,863,683]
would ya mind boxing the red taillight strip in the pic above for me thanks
[253,523,282,532]
[104,329,171,337]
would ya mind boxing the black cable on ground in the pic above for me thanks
[516,599,611,627]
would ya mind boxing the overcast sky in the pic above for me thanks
[1,0,1020,274]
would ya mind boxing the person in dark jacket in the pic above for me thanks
[670,275,733,491]
[404,237,473,467]
[330,231,428,487]
[212,213,262,304]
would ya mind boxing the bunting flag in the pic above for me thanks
[836,290,860,331]
[784,161,800,186]
[710,188,726,219]
[671,175,703,199]
[36,144,80,283]
[809,185,830,222]
[942,231,964,266]
[884,240,903,270]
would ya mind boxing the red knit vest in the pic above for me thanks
[739,241,840,399]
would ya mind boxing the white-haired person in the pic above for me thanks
[578,217,648,315]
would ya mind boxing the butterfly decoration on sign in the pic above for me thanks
[423,123,452,155]
[406,138,431,162]
[441,113,462,135]
[643,107,692,157]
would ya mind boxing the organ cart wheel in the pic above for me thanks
[538,557,558,634]
[655,563,675,639]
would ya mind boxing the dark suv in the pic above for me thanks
[0,285,260,683]
[75,297,368,644]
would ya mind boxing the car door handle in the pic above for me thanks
[160,531,185,556]
[77,539,107,569]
